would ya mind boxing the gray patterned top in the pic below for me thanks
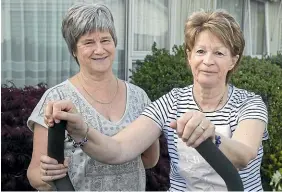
[27,80,150,191]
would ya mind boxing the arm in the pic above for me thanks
[141,139,160,169]
[27,124,68,191]
[75,115,162,164]
[27,124,52,191]
[216,119,265,170]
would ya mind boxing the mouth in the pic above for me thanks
[92,56,108,61]
[201,70,216,74]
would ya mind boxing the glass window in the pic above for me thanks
[250,0,266,55]
[133,0,169,51]
[1,0,126,87]
[216,0,244,28]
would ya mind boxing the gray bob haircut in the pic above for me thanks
[62,3,117,56]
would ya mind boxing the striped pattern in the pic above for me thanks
[142,84,268,191]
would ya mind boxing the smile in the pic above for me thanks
[201,71,215,73]
[92,56,108,60]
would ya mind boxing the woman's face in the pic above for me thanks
[75,31,115,74]
[187,30,238,87]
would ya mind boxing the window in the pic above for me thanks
[250,0,267,55]
[1,0,126,87]
[133,0,169,52]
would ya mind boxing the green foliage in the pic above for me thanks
[131,42,192,101]
[131,43,282,190]
[264,52,282,69]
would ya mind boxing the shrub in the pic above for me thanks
[264,52,282,69]
[131,43,282,190]
[1,82,47,191]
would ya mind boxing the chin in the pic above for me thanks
[196,79,219,88]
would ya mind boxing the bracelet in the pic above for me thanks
[72,126,89,152]
[215,135,221,148]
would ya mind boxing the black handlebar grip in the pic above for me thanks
[47,121,75,191]
[195,139,244,191]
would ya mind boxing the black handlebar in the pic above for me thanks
[48,121,243,191]
[195,139,244,191]
[47,121,74,191]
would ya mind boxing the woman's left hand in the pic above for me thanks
[170,110,215,148]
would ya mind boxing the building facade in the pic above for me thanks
[2,0,282,87]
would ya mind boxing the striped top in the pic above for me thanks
[142,84,268,191]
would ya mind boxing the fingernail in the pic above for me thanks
[55,119,60,123]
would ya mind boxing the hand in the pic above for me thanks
[44,100,87,139]
[170,110,215,148]
[40,155,69,183]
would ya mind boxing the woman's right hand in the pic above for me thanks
[44,100,88,141]
[40,155,69,182]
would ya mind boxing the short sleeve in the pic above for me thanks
[140,89,151,110]
[238,95,269,140]
[27,88,63,132]
[141,88,178,131]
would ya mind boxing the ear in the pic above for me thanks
[186,49,191,65]
[229,55,239,70]
[73,52,76,57]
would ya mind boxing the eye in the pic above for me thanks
[101,39,111,43]
[85,41,93,45]
[196,49,205,54]
[215,51,224,56]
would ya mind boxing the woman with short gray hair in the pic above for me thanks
[26,3,159,191]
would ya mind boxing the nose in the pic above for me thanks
[93,42,104,55]
[203,52,214,66]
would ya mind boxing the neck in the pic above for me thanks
[78,70,116,91]
[193,82,227,112]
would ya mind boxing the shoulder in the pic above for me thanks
[166,85,193,100]
[126,82,146,93]
[231,85,264,102]
[126,81,150,99]
[230,85,266,108]
[42,80,70,100]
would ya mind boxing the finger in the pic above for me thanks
[52,100,77,123]
[170,121,177,129]
[41,163,67,171]
[176,112,193,138]
[45,101,55,127]
[64,157,70,167]
[41,167,68,176]
[52,111,81,125]
[181,111,203,142]
[191,123,215,148]
[186,117,210,145]
[41,174,67,182]
[40,155,58,165]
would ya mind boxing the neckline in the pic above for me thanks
[191,84,234,113]
[66,79,129,125]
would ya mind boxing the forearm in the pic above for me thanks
[79,127,123,164]
[216,133,257,169]
[27,166,53,191]
[78,116,161,164]
[141,139,160,169]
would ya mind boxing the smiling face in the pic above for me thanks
[187,30,239,88]
[74,31,116,74]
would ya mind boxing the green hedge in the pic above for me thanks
[131,43,282,190]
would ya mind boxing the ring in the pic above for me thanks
[201,125,206,131]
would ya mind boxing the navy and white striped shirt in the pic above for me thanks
[142,84,268,191]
